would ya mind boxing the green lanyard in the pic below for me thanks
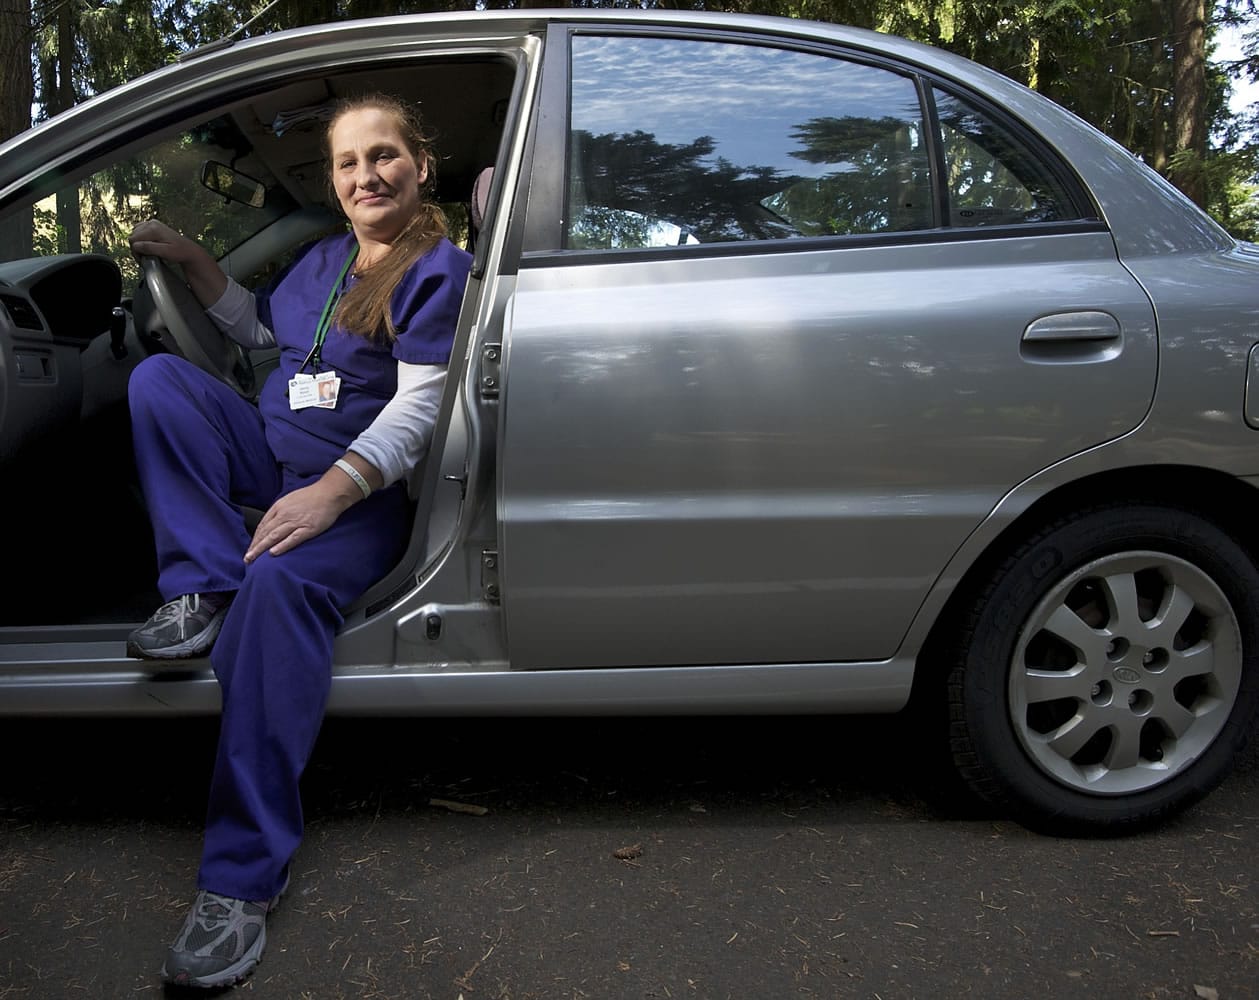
[299,242,359,374]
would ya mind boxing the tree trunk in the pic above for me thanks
[1171,0,1207,206]
[0,0,31,145]
[0,0,33,260]
[54,0,81,254]
[1149,0,1168,174]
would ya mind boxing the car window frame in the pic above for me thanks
[518,23,1105,266]
[0,41,535,249]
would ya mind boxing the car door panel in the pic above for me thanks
[498,232,1157,669]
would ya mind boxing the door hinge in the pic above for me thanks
[481,549,500,603]
[479,342,502,399]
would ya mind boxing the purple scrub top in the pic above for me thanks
[255,232,471,481]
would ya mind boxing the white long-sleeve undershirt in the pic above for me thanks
[205,278,276,348]
[205,277,446,488]
[349,363,446,487]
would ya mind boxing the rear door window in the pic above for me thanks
[566,35,933,248]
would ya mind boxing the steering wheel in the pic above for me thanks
[135,256,256,398]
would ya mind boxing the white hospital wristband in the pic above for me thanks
[334,459,372,499]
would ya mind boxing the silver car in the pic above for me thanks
[2,10,1257,834]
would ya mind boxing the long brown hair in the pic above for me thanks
[325,94,448,343]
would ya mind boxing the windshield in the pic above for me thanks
[2,114,297,281]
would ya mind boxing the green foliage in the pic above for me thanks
[31,204,60,256]
[12,0,1259,246]
[1215,175,1259,240]
[1199,144,1259,240]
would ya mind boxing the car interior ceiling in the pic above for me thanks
[0,56,515,632]
[235,60,513,216]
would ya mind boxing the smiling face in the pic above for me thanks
[329,106,429,248]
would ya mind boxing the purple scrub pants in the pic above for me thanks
[129,354,409,900]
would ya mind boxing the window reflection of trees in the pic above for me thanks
[768,115,932,235]
[568,129,802,248]
[567,78,1077,249]
[568,112,934,248]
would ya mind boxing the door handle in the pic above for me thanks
[1023,311,1122,342]
[1021,311,1122,363]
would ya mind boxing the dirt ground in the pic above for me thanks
[1,713,1256,999]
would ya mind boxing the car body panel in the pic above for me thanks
[0,8,1255,731]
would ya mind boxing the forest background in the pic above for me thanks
[1,0,1258,243]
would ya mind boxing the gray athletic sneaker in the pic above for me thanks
[126,594,231,660]
[160,877,287,989]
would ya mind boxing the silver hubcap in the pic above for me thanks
[1009,551,1243,795]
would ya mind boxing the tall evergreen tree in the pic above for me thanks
[0,0,33,258]
[6,0,1257,246]
[1173,0,1210,203]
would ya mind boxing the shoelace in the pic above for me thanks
[193,893,236,930]
[151,595,203,635]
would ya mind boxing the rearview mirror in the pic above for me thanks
[200,161,266,208]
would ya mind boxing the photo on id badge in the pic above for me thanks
[315,372,340,408]
[288,371,340,410]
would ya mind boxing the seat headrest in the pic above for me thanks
[471,167,494,234]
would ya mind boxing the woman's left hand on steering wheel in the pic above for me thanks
[129,220,254,397]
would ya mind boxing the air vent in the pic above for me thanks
[0,294,43,331]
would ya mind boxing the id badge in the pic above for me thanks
[288,372,317,410]
[289,371,340,410]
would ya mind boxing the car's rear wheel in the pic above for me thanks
[949,504,1259,834]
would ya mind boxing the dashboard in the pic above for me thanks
[0,254,123,463]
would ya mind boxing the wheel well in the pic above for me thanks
[910,464,1259,706]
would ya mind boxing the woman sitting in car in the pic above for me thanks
[126,92,470,990]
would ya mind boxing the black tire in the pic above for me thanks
[949,503,1259,835]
